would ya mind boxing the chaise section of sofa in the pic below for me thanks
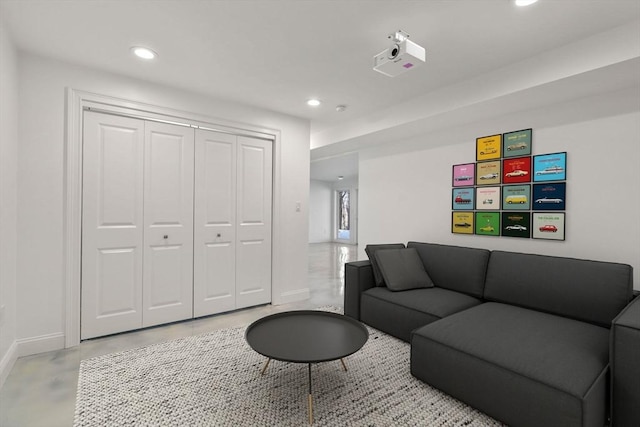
[411,250,633,427]
[345,243,490,342]
[610,293,640,427]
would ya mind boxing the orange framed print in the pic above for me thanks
[476,134,502,161]
[476,160,501,185]
[452,211,474,234]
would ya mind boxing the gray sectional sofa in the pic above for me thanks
[344,242,639,427]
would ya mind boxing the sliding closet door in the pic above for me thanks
[236,136,273,308]
[81,112,144,339]
[193,130,237,317]
[142,122,195,327]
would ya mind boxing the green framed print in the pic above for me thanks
[452,211,474,234]
[475,212,500,236]
[503,128,532,158]
[501,212,531,238]
[532,212,566,241]
[502,184,531,210]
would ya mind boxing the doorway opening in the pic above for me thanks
[336,190,350,241]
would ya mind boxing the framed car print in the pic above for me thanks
[501,212,531,238]
[452,163,475,187]
[476,186,500,210]
[532,212,565,241]
[475,212,500,236]
[532,183,566,210]
[476,160,501,186]
[452,187,475,210]
[502,184,531,210]
[533,152,566,182]
[476,134,502,161]
[502,156,532,184]
[452,211,474,234]
[503,128,532,158]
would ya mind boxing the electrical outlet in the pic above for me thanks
[295,201,301,212]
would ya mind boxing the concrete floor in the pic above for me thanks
[0,242,358,427]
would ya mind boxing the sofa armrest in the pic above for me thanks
[344,260,375,320]
[610,293,640,427]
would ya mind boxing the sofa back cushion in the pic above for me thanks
[375,248,435,291]
[407,242,490,298]
[365,243,406,286]
[484,251,633,328]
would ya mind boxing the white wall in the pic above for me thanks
[15,53,310,353]
[359,89,640,289]
[309,180,333,243]
[0,19,19,385]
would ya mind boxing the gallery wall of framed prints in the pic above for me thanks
[451,128,567,241]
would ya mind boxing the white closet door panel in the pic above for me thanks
[236,136,272,308]
[193,130,237,316]
[143,122,194,327]
[81,112,144,339]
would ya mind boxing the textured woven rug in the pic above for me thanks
[74,308,503,426]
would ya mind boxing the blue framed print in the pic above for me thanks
[533,152,566,182]
[452,187,475,210]
[532,183,566,210]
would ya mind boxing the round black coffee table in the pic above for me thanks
[245,310,368,424]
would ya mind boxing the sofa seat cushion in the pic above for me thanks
[360,286,482,342]
[411,302,610,427]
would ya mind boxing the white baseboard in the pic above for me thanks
[16,332,65,358]
[274,288,310,305]
[0,340,18,388]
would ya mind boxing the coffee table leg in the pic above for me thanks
[260,358,271,375]
[340,358,348,372]
[308,363,313,424]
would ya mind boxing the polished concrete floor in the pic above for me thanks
[0,242,358,427]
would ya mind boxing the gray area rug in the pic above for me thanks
[74,310,503,426]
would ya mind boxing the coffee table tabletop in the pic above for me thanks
[245,310,368,424]
[245,310,368,363]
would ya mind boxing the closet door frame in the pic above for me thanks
[64,89,282,347]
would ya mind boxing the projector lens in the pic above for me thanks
[389,44,400,59]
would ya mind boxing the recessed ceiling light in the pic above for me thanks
[514,0,538,6]
[131,46,157,60]
[307,99,321,107]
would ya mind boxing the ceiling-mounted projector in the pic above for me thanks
[373,30,425,77]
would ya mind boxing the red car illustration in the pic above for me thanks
[455,195,472,204]
[539,224,558,232]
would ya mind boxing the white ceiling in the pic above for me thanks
[1,0,639,181]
